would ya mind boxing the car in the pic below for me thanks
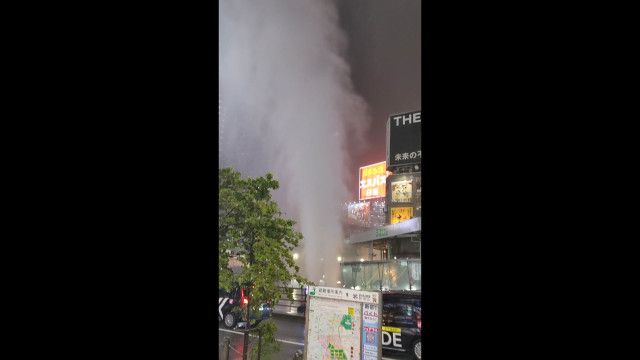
[218,287,272,329]
[381,290,422,360]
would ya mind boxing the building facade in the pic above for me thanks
[339,170,422,291]
[339,111,422,291]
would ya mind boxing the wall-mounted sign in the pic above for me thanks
[375,228,388,237]
[386,110,421,170]
[390,207,413,224]
[391,180,412,203]
[362,302,381,360]
[359,161,387,201]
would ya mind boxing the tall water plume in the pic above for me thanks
[219,0,371,285]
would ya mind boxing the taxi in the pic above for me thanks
[381,291,422,360]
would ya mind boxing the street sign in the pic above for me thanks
[303,286,382,360]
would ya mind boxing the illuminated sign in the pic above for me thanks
[390,207,413,224]
[359,161,387,201]
[391,179,412,203]
[375,228,388,237]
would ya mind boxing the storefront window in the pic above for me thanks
[388,236,421,259]
[339,259,421,291]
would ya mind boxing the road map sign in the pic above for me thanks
[303,286,382,360]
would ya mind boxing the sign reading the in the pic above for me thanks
[386,110,422,169]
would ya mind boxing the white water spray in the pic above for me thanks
[219,0,371,285]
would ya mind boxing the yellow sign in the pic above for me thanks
[348,307,354,316]
[359,161,387,201]
[391,179,412,202]
[390,207,413,224]
[382,326,401,333]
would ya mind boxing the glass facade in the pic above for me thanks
[340,170,422,292]
[339,259,421,291]
[342,236,420,262]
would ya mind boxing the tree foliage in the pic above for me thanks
[218,167,308,311]
[248,319,279,360]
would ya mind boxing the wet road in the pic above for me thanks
[218,313,305,360]
[217,313,410,359]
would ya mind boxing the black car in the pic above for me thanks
[218,287,272,329]
[381,291,422,360]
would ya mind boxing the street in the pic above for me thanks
[218,313,305,360]
[218,313,411,360]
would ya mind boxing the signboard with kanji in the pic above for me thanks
[386,110,421,170]
[359,161,387,201]
[304,286,382,360]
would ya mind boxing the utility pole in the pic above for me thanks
[257,328,262,360]
[222,337,230,360]
[408,260,413,291]
[242,298,250,360]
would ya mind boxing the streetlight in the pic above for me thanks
[337,256,343,287]
[293,253,299,260]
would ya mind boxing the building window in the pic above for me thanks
[389,237,420,259]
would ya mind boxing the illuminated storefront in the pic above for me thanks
[339,110,422,291]
[340,217,421,291]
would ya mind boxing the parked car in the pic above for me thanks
[218,287,272,329]
[381,291,422,360]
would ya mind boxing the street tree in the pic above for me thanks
[218,167,309,359]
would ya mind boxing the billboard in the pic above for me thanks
[390,179,413,203]
[359,161,387,201]
[386,110,422,169]
[304,286,382,360]
[390,207,413,224]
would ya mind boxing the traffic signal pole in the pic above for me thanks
[242,298,249,360]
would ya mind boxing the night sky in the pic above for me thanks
[219,0,421,282]
[338,0,421,188]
